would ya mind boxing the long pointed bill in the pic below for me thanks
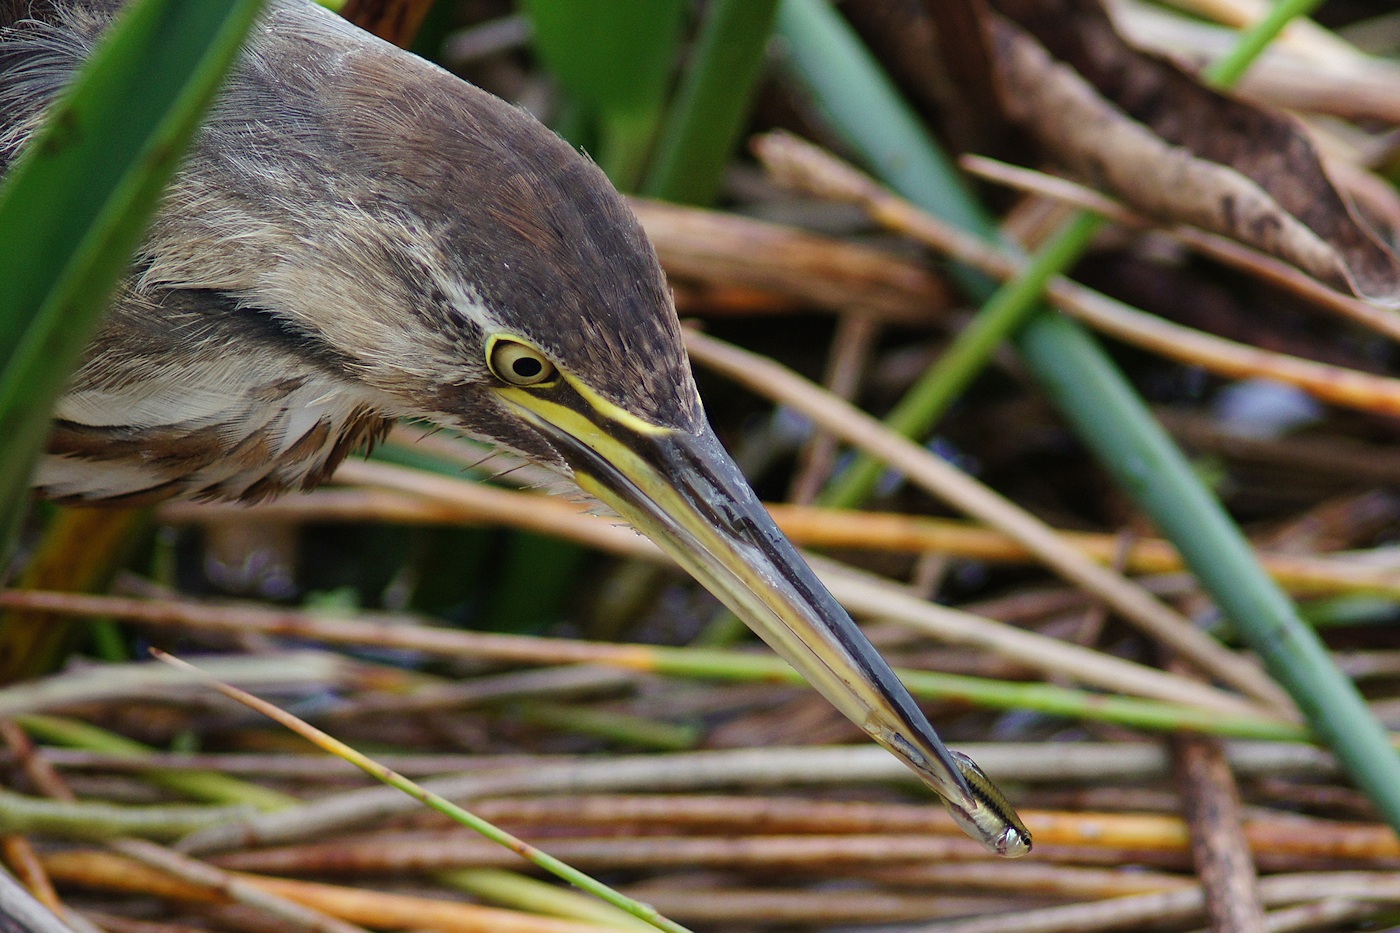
[497,384,1030,857]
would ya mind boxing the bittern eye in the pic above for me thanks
[488,338,557,387]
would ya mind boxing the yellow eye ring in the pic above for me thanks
[488,337,558,387]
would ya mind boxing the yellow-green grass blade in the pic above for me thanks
[153,651,695,933]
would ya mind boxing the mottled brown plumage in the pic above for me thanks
[2,0,695,503]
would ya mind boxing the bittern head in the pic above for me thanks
[6,0,1027,855]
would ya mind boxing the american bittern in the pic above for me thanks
[0,0,1030,855]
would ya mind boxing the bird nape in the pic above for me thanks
[0,0,1029,856]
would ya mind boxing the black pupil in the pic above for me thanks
[512,356,543,379]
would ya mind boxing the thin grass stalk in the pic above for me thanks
[776,0,1400,829]
[155,652,694,933]
[642,0,781,205]
[1,741,1343,785]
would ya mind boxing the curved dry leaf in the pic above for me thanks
[986,0,1400,306]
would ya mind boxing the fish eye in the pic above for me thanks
[488,337,558,387]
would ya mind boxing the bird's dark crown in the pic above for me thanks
[3,0,700,447]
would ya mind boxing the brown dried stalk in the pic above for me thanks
[684,327,1289,713]
[163,488,1400,599]
[39,851,620,933]
[754,130,1400,418]
[631,198,949,324]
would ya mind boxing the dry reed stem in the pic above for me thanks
[1243,898,1376,932]
[630,197,949,324]
[0,835,61,915]
[335,461,648,555]
[459,794,1400,863]
[0,869,78,933]
[755,131,1400,419]
[0,562,1271,718]
[861,861,1192,897]
[1172,737,1266,932]
[0,652,347,718]
[896,871,1400,933]
[170,750,1314,858]
[606,888,1025,925]
[211,832,993,873]
[960,154,1400,344]
[4,709,366,933]
[38,851,625,933]
[683,327,1290,714]
[1061,286,1400,415]
[75,912,212,933]
[325,664,636,718]
[162,489,1400,599]
[789,311,882,503]
[204,812,1400,876]
[109,839,370,933]
[7,740,1339,783]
